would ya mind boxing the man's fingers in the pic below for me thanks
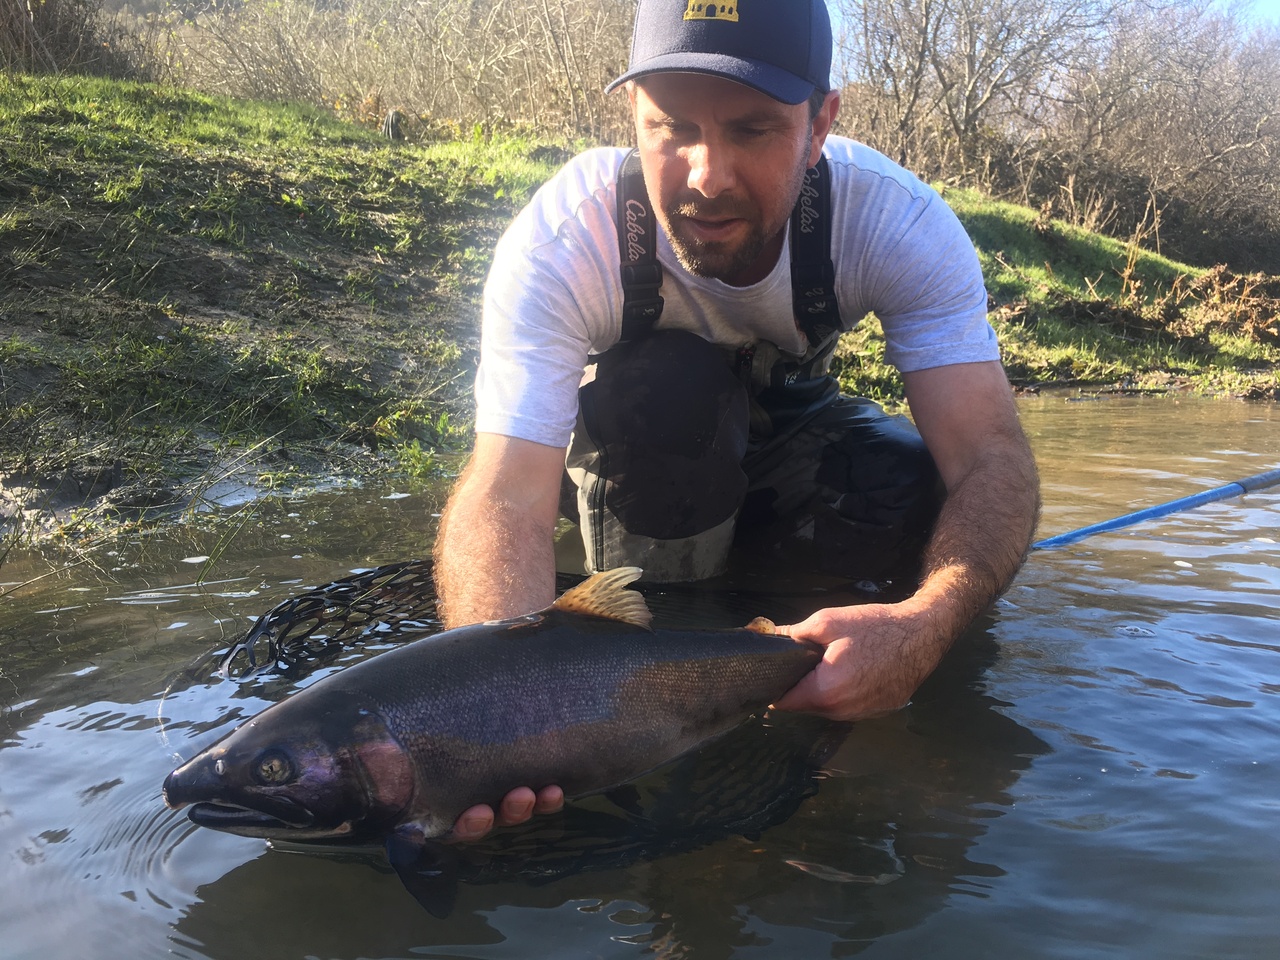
[533,784,564,815]
[496,786,537,826]
[450,785,565,842]
[771,670,819,713]
[451,803,496,842]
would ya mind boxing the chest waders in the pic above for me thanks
[562,151,944,584]
[615,148,845,442]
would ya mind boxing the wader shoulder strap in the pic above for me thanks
[616,149,840,349]
[789,156,842,351]
[616,148,664,343]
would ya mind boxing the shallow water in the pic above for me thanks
[1,396,1278,960]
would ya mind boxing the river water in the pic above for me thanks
[1,396,1277,959]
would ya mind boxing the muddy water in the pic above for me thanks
[1,396,1278,960]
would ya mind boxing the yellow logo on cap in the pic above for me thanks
[684,2,739,22]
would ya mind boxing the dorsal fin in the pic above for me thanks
[551,566,653,629]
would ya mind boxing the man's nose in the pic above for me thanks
[685,139,735,198]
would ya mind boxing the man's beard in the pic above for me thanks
[659,142,811,285]
[662,196,774,284]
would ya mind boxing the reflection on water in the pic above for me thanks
[1,397,1279,959]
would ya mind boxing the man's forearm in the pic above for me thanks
[772,429,1038,720]
[429,435,569,835]
[433,482,557,627]
[912,433,1040,644]
[835,433,1040,710]
[899,362,1042,651]
[432,436,565,628]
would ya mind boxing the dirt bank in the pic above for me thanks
[1,75,561,547]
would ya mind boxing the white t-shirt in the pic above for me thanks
[475,135,997,448]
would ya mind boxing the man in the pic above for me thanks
[434,0,1039,839]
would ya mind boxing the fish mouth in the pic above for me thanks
[185,798,316,832]
[163,759,317,833]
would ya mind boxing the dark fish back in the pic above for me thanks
[316,610,821,819]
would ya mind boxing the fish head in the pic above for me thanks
[163,689,414,842]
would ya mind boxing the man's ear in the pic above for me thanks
[808,91,841,167]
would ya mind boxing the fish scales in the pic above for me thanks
[341,610,819,816]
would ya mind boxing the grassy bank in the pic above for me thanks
[0,73,563,546]
[835,190,1280,405]
[2,74,1278,549]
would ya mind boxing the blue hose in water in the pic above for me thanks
[1033,466,1280,549]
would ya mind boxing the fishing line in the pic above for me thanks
[155,646,225,763]
[1033,465,1280,549]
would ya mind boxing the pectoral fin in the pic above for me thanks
[386,826,460,919]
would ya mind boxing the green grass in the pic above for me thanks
[944,189,1193,303]
[832,187,1280,403]
[2,72,1278,545]
[1,72,556,286]
[0,73,570,542]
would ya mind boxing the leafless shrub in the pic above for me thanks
[1,0,156,76]
[834,0,1114,182]
[1045,4,1280,270]
[835,0,1280,272]
[162,0,636,141]
[161,0,323,103]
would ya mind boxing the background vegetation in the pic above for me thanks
[0,72,561,548]
[3,1,1279,551]
[836,0,1280,274]
[7,0,1275,275]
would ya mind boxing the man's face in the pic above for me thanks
[630,73,836,287]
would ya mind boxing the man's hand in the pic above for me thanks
[449,786,566,842]
[775,361,1039,721]
[773,598,942,720]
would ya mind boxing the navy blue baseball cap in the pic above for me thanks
[606,0,832,105]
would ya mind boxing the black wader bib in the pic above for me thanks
[562,151,942,584]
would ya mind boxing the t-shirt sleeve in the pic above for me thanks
[474,256,592,447]
[473,152,624,448]
[832,149,997,373]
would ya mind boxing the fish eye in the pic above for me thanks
[253,751,294,786]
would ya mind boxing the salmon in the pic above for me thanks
[162,566,822,910]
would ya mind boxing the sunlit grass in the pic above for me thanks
[0,71,564,546]
[2,72,1277,549]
